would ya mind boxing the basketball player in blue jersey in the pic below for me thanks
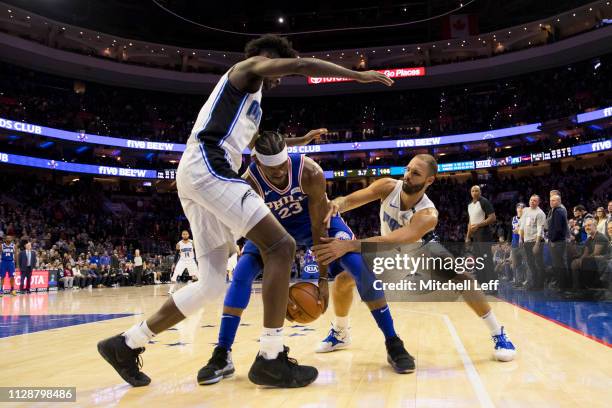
[98,34,393,389]
[196,132,414,385]
[1,236,18,296]
[314,154,516,362]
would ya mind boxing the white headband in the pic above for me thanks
[255,146,288,166]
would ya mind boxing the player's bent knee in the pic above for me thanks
[173,275,226,317]
[172,252,227,317]
[261,233,296,261]
[334,272,356,291]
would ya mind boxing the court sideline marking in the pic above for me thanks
[396,308,496,408]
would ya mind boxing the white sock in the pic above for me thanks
[123,321,155,349]
[259,327,283,360]
[334,316,349,331]
[482,311,502,336]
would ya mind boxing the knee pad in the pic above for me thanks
[173,247,228,317]
[224,254,263,309]
[340,252,384,302]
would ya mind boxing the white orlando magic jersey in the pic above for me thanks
[178,240,195,260]
[380,180,437,238]
[188,67,263,172]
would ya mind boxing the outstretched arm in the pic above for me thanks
[248,57,393,84]
[314,208,439,265]
[285,128,328,147]
[324,178,396,224]
[230,56,394,92]
[301,158,330,310]
[360,208,438,245]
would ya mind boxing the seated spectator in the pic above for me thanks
[119,261,134,286]
[568,219,610,298]
[493,239,512,280]
[88,251,102,287]
[571,205,593,244]
[71,257,84,290]
[595,207,607,235]
[62,264,74,290]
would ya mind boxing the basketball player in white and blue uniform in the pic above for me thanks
[196,132,414,385]
[98,34,394,388]
[168,230,198,295]
[314,154,516,362]
[1,236,17,296]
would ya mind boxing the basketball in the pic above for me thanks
[286,282,323,324]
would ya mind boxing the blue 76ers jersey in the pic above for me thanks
[248,154,313,246]
[2,243,15,262]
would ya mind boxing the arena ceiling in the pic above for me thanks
[2,0,596,51]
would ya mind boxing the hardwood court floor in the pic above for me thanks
[1,284,611,408]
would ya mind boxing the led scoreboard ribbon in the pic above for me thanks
[1,139,610,180]
[0,117,541,154]
[0,107,607,154]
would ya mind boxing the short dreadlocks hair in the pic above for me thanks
[254,131,286,155]
[244,34,298,58]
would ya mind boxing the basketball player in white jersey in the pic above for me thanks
[97,34,393,388]
[168,230,198,295]
[313,154,516,362]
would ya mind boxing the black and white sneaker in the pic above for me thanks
[97,334,151,387]
[248,346,318,388]
[385,336,415,374]
[197,346,235,385]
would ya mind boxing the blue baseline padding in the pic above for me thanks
[0,314,134,338]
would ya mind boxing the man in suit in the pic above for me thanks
[18,241,37,294]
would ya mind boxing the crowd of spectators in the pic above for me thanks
[1,54,611,145]
[1,159,610,298]
[0,173,187,292]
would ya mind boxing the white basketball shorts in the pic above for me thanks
[176,142,270,258]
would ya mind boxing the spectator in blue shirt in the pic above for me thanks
[571,205,593,244]
[100,252,111,272]
[88,252,102,287]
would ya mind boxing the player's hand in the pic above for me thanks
[356,70,394,86]
[317,278,329,313]
[324,198,342,227]
[302,128,327,144]
[313,237,356,265]
[470,224,480,232]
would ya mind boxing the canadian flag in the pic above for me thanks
[442,14,479,39]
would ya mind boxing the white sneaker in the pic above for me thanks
[315,325,351,353]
